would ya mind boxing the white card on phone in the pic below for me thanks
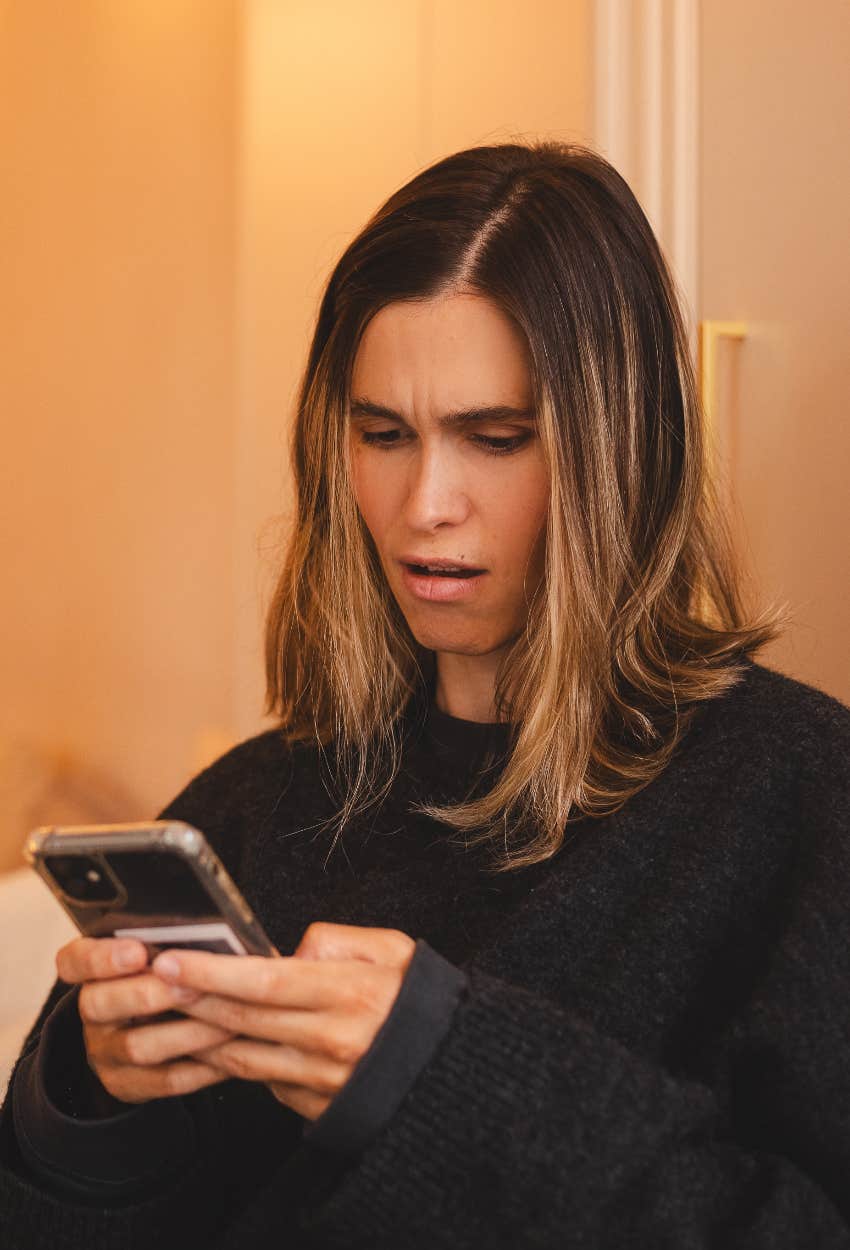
[114,922,247,954]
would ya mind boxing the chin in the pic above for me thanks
[405,620,507,658]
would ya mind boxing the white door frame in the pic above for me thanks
[592,0,700,355]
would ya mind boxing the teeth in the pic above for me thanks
[411,563,475,577]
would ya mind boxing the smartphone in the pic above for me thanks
[25,821,274,959]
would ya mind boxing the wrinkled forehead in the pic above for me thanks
[350,294,534,421]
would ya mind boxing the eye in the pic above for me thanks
[359,427,405,448]
[470,433,532,455]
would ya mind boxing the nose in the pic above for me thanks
[402,441,470,532]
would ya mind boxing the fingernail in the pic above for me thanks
[115,945,142,970]
[172,987,199,1004]
[153,954,180,981]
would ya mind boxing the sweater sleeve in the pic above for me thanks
[304,939,468,1155]
[216,731,850,1249]
[0,757,302,1248]
[0,971,309,1250]
[0,981,214,1250]
[10,985,197,1202]
[9,938,465,1197]
[290,968,850,1249]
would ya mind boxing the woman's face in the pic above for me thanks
[349,292,549,663]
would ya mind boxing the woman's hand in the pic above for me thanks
[56,935,238,1105]
[150,922,416,1121]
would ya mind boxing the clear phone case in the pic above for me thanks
[25,821,274,957]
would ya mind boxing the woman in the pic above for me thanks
[2,140,849,1248]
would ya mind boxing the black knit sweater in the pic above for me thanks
[2,659,850,1248]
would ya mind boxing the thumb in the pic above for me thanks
[293,921,415,971]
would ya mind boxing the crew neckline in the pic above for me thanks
[424,701,513,758]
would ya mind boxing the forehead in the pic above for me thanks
[351,293,533,410]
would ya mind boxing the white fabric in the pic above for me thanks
[0,867,76,1098]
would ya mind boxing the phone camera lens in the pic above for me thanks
[44,854,119,904]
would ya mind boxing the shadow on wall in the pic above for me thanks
[0,739,141,874]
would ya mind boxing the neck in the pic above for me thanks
[433,649,507,723]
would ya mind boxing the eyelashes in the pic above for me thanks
[358,430,532,457]
[470,434,532,456]
[358,430,402,448]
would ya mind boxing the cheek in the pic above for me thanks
[489,464,549,570]
[350,452,397,546]
[350,447,375,523]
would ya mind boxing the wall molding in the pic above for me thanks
[593,0,700,354]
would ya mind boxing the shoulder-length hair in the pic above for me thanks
[264,140,789,872]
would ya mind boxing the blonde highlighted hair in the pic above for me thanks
[265,140,789,872]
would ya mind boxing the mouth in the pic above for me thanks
[400,557,486,579]
[397,557,488,603]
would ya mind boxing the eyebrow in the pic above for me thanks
[349,398,536,427]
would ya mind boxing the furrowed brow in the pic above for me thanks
[349,398,535,426]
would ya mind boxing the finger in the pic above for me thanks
[268,1081,329,1121]
[152,951,405,1018]
[180,996,370,1061]
[97,1057,231,1105]
[105,1017,236,1068]
[79,973,200,1026]
[57,936,148,984]
[194,1037,349,1099]
[151,951,356,1008]
[294,922,415,970]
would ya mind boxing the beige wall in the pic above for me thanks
[0,2,591,867]
[0,3,239,867]
[700,0,850,703]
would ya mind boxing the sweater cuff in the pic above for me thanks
[11,984,197,1201]
[303,939,467,1156]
